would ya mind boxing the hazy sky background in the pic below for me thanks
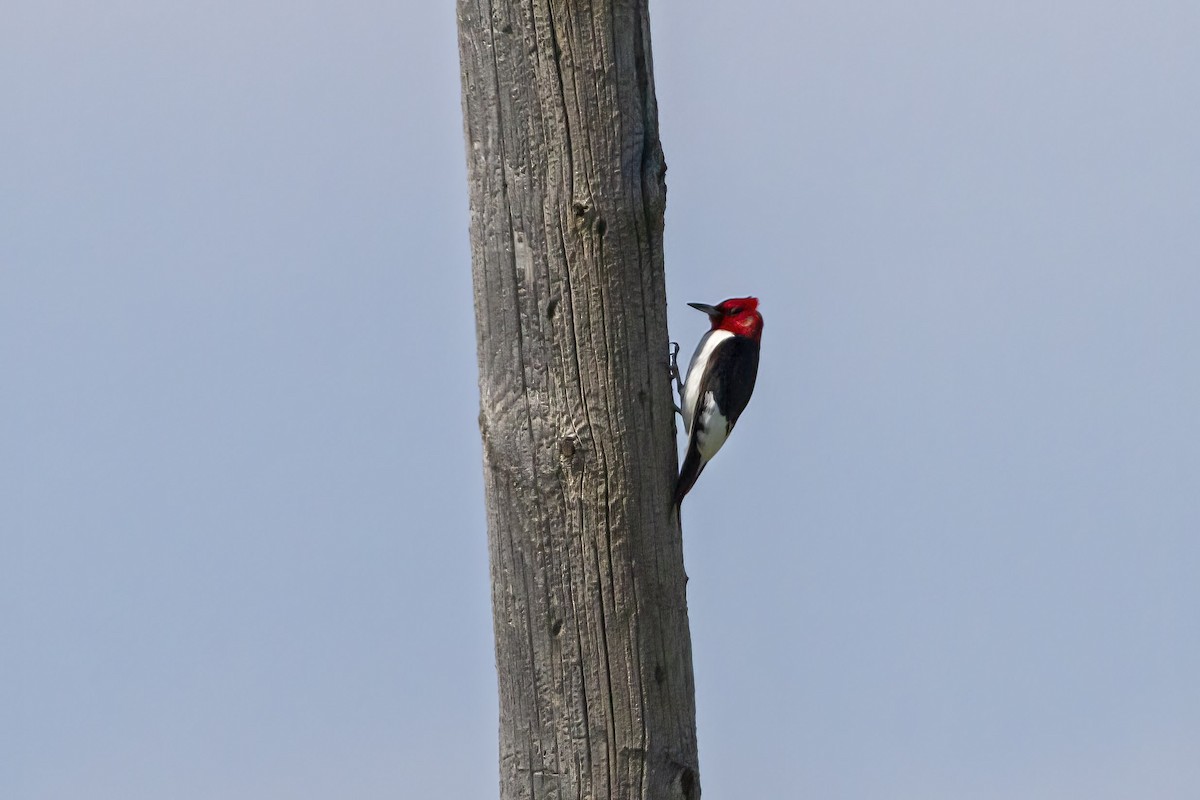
[4,1,1198,797]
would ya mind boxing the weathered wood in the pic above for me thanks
[457,1,699,798]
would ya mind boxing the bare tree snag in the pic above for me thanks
[457,1,699,798]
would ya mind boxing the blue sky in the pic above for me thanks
[4,2,1198,797]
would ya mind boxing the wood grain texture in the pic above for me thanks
[457,1,699,798]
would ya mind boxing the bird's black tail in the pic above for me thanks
[672,447,706,510]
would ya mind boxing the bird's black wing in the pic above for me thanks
[703,335,760,429]
[673,336,760,508]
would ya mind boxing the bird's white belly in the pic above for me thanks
[682,329,733,433]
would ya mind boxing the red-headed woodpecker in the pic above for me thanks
[673,296,763,507]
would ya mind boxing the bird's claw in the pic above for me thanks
[669,341,684,396]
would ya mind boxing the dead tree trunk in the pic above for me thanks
[457,2,699,798]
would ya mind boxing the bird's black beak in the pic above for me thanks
[687,302,720,316]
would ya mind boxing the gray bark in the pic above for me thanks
[457,1,699,799]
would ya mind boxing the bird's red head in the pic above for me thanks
[688,296,764,342]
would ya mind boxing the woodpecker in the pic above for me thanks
[673,296,763,508]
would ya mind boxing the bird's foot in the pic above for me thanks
[669,341,684,396]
